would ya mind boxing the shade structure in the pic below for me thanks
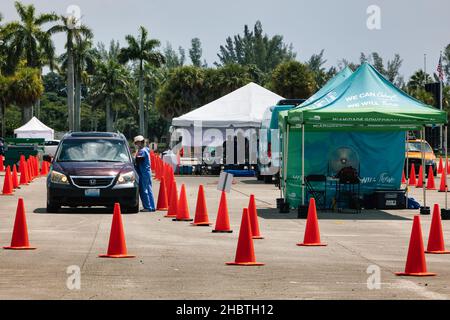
[14,117,54,140]
[278,63,448,209]
[171,82,284,147]
[287,63,447,129]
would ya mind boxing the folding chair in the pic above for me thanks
[305,174,327,210]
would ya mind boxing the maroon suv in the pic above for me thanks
[46,132,139,213]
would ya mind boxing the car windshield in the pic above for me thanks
[407,142,433,153]
[57,139,130,162]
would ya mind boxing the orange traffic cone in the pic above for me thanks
[212,191,233,233]
[416,165,424,188]
[0,155,4,171]
[401,170,406,184]
[40,160,48,175]
[173,184,193,221]
[34,157,39,177]
[154,159,159,179]
[19,158,28,186]
[297,198,327,246]
[150,151,155,171]
[27,159,33,181]
[408,165,417,186]
[166,176,173,202]
[438,157,443,174]
[157,159,163,180]
[248,195,263,239]
[3,198,36,250]
[226,208,264,266]
[438,167,447,192]
[12,164,19,189]
[447,159,450,174]
[33,157,38,177]
[164,179,178,218]
[426,166,436,190]
[99,203,135,258]
[396,215,436,276]
[191,185,212,226]
[156,176,169,211]
[425,204,450,254]
[2,166,14,196]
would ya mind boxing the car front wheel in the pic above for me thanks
[124,204,139,214]
[47,202,61,213]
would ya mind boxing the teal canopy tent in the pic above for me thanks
[280,63,448,209]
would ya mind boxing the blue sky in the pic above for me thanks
[1,0,449,79]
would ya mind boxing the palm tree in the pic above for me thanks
[59,35,98,131]
[407,70,432,91]
[48,15,92,131]
[118,26,165,135]
[90,57,133,132]
[9,67,44,123]
[4,1,57,122]
[0,75,12,137]
[6,2,57,70]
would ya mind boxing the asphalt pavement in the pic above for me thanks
[1,172,450,299]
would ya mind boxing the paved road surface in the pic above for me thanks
[0,172,450,299]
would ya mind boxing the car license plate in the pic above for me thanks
[85,189,100,197]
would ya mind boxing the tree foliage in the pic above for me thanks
[307,49,337,89]
[163,43,185,69]
[155,66,204,119]
[189,38,203,67]
[268,60,316,99]
[216,21,296,73]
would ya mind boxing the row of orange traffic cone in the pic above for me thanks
[402,165,436,189]
[0,197,133,257]
[396,203,450,276]
[2,155,50,196]
[148,155,267,264]
[7,172,446,274]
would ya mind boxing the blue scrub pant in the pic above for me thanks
[138,171,155,210]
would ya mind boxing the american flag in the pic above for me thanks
[437,55,444,82]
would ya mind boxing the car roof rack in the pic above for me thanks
[69,132,119,138]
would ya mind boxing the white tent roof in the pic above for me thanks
[172,82,284,128]
[14,117,54,140]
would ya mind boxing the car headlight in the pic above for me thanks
[50,170,69,184]
[117,171,135,184]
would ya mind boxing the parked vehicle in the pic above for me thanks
[44,140,60,157]
[405,139,437,176]
[45,132,139,213]
[257,99,305,184]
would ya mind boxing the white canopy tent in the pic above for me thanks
[171,82,284,147]
[14,117,54,140]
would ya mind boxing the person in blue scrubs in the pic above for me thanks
[134,135,155,212]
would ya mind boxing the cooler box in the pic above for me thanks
[374,190,406,209]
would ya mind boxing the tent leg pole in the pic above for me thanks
[422,127,426,208]
[302,124,305,206]
[284,124,290,202]
[280,129,284,199]
[446,125,448,210]
[405,131,409,207]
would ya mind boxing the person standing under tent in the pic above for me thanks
[134,135,155,212]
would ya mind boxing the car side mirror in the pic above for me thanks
[43,154,53,163]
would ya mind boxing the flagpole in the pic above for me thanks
[424,53,427,75]
[440,51,444,152]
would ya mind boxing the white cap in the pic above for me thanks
[134,135,145,143]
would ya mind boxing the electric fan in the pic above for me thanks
[328,146,360,176]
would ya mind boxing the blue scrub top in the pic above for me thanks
[136,147,151,176]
